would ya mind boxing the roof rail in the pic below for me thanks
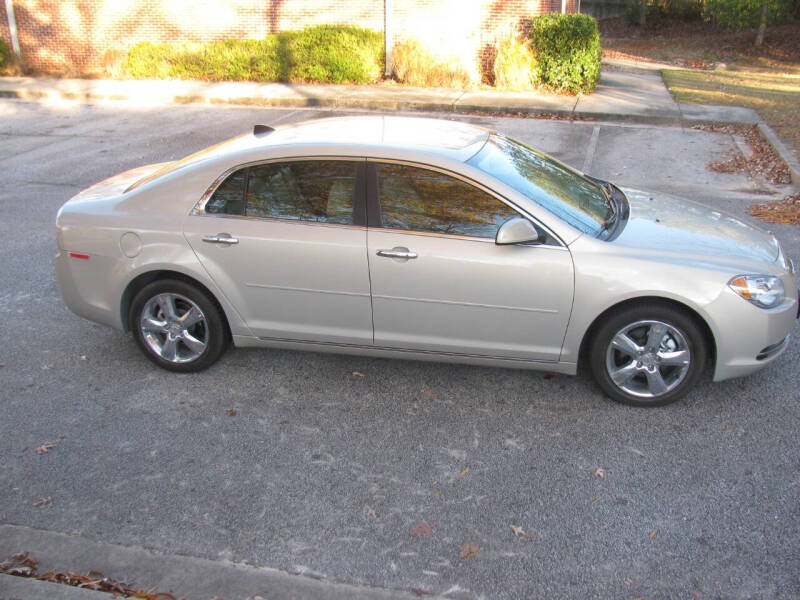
[253,124,275,137]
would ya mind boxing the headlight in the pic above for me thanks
[729,275,785,309]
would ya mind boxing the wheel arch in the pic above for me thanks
[121,269,232,339]
[577,296,717,374]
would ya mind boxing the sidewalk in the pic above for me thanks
[0,62,796,182]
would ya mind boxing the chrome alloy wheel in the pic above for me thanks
[139,293,208,363]
[604,319,691,398]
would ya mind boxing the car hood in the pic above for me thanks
[612,188,779,266]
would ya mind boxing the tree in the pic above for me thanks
[755,0,769,45]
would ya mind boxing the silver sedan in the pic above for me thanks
[54,117,798,406]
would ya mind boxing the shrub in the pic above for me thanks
[528,14,601,94]
[493,33,538,90]
[702,0,792,30]
[125,25,382,84]
[0,39,10,70]
[391,38,475,88]
[627,0,704,24]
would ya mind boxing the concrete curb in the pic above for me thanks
[758,120,800,187]
[0,524,417,600]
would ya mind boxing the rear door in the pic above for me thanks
[366,161,574,361]
[184,158,373,345]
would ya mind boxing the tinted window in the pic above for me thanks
[248,161,355,224]
[376,163,518,238]
[206,169,246,215]
[206,161,356,225]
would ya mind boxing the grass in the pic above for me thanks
[601,19,800,156]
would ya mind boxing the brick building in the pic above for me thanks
[1,0,578,76]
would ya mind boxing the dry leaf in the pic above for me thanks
[624,578,634,586]
[364,504,377,519]
[649,529,657,539]
[225,409,237,416]
[36,443,55,455]
[432,489,443,498]
[411,589,431,597]
[691,591,704,598]
[510,524,524,537]
[459,467,470,477]
[33,497,52,507]
[723,428,734,435]
[459,542,480,560]
[410,522,436,537]
[80,355,87,361]
[543,374,553,380]
[590,468,606,478]
[352,371,365,378]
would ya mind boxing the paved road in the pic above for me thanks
[1,99,798,599]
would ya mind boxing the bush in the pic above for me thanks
[126,25,383,84]
[528,14,601,94]
[627,0,704,24]
[493,33,538,90]
[0,39,10,70]
[702,0,792,30]
[391,38,475,88]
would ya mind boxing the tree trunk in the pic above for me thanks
[755,0,768,46]
[639,0,647,26]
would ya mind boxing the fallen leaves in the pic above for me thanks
[33,497,52,507]
[410,522,436,538]
[351,371,365,378]
[458,467,470,478]
[225,409,236,417]
[459,542,480,560]
[35,443,55,455]
[748,192,800,227]
[510,524,539,540]
[649,529,658,540]
[432,489,443,498]
[693,124,791,185]
[363,504,377,519]
[590,468,606,478]
[0,551,183,599]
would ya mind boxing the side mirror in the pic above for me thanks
[495,217,540,245]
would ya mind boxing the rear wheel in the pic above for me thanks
[130,279,227,372]
[589,304,707,407]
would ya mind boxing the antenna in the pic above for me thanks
[253,125,275,137]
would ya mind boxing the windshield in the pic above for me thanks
[467,135,613,235]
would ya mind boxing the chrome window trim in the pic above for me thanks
[367,157,565,248]
[188,211,368,232]
[190,156,366,217]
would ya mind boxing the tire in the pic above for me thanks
[588,303,707,407]
[129,279,228,372]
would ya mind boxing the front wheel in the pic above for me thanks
[589,304,707,407]
[130,279,228,372]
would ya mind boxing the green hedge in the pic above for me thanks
[0,39,10,70]
[126,25,383,84]
[528,14,601,94]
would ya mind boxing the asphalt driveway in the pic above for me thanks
[1,99,798,599]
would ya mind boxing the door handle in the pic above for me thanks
[202,233,239,245]
[376,247,417,260]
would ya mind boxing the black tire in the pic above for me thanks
[588,303,708,407]
[129,279,228,372]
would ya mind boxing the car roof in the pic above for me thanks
[248,116,491,162]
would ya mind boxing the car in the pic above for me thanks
[55,116,798,407]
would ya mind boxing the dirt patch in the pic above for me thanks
[692,124,791,185]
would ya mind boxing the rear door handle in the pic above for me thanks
[376,247,417,260]
[202,233,239,245]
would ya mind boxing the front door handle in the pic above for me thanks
[202,233,239,245]
[376,247,417,260]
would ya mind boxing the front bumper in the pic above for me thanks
[710,284,798,382]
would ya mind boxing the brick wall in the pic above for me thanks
[7,0,577,75]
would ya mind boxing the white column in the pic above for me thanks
[5,0,22,62]
[384,0,393,77]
